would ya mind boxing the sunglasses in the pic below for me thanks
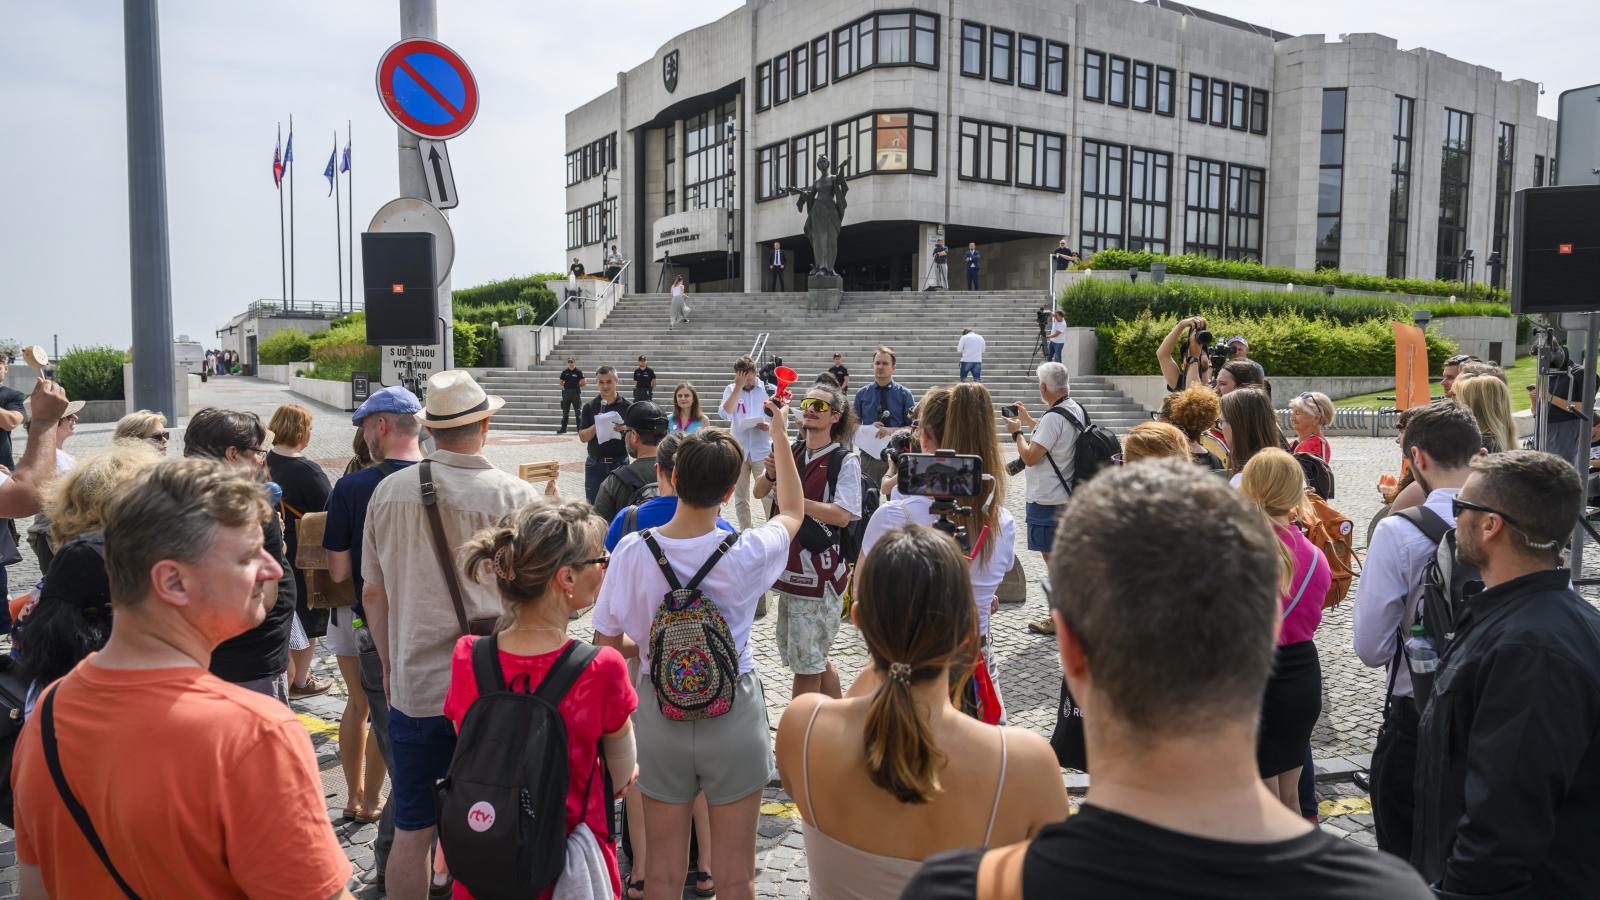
[799,398,834,413]
[574,555,610,570]
[1451,496,1519,527]
[1445,354,1477,366]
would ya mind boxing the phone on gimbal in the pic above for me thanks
[898,451,982,498]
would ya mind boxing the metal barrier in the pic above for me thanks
[1277,405,1401,437]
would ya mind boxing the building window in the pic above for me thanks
[1551,155,1557,185]
[566,153,577,186]
[1316,88,1347,270]
[1436,108,1473,281]
[1018,35,1041,89]
[1209,79,1228,127]
[1081,140,1126,253]
[835,25,853,80]
[1045,41,1068,94]
[1229,84,1248,131]
[961,22,985,77]
[1016,127,1065,191]
[1132,61,1152,111]
[773,55,790,105]
[566,210,580,250]
[1226,164,1264,260]
[1387,95,1414,278]
[683,101,737,211]
[757,62,772,111]
[879,13,911,64]
[566,198,616,249]
[663,125,676,215]
[1185,157,1224,258]
[566,134,615,185]
[833,110,937,177]
[791,128,827,189]
[793,45,809,98]
[914,14,937,65]
[1249,88,1268,134]
[1491,122,1514,287]
[1128,147,1172,254]
[1187,74,1206,121]
[1084,50,1105,102]
[813,36,829,90]
[959,118,1010,184]
[1535,153,1546,187]
[757,142,790,201]
[1107,55,1129,107]
[1155,67,1175,116]
[989,28,1013,84]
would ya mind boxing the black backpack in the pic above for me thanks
[1043,403,1121,492]
[611,466,659,509]
[1294,451,1337,500]
[435,636,604,900]
[1394,507,1482,707]
[791,439,871,564]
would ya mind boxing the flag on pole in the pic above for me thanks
[324,142,337,195]
[340,140,351,174]
[284,132,294,168]
[273,137,283,188]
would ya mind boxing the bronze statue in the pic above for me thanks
[786,155,850,276]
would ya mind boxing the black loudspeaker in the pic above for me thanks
[362,232,439,345]
[1512,185,1600,314]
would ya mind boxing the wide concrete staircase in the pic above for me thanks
[481,290,1151,433]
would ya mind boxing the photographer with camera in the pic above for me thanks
[1000,363,1083,637]
[1158,316,1216,392]
[852,345,916,488]
[861,383,1015,715]
[1045,309,1067,363]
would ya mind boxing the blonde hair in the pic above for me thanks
[1122,422,1188,463]
[915,383,1006,563]
[49,444,164,547]
[113,409,166,443]
[1290,391,1334,428]
[1238,448,1309,593]
[464,498,604,622]
[267,403,314,448]
[1455,375,1517,454]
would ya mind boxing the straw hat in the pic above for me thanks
[417,370,505,429]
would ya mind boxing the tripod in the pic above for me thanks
[1027,322,1049,373]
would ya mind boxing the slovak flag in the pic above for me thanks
[340,141,351,174]
[272,137,283,188]
[325,142,337,195]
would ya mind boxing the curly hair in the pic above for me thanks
[49,444,164,547]
[1162,386,1221,443]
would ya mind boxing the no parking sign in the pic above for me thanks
[375,38,479,141]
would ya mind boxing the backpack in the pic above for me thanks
[610,465,660,509]
[1299,492,1359,609]
[435,636,604,900]
[1394,507,1483,704]
[791,439,871,564]
[1043,403,1121,492]
[643,530,740,720]
[1294,452,1337,501]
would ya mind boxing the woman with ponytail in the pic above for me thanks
[776,525,1066,900]
[1238,448,1330,814]
[443,497,639,900]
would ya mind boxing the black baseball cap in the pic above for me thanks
[621,401,669,435]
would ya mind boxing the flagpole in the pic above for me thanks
[289,113,297,311]
[346,120,354,315]
[277,122,286,306]
[334,131,344,313]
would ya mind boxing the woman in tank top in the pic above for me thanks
[775,525,1068,900]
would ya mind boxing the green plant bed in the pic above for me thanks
[1061,280,1409,328]
[1077,249,1505,302]
[305,343,380,382]
[55,347,127,401]
[258,328,311,365]
[1334,355,1539,411]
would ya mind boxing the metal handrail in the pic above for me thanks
[604,259,633,306]
[750,332,770,366]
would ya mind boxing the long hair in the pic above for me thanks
[463,498,604,623]
[804,380,857,445]
[1455,375,1516,454]
[672,382,703,427]
[854,525,977,804]
[1220,388,1282,474]
[916,383,1006,563]
[1238,448,1308,593]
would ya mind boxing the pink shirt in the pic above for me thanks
[1276,525,1330,645]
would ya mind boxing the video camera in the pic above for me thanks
[899,449,987,552]
[1191,327,1230,376]
[1035,308,1051,336]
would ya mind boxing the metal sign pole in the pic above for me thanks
[1570,313,1600,578]
[124,0,178,421]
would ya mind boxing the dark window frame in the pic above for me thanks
[773,54,791,105]
[1154,66,1175,116]
[1226,163,1265,261]
[793,44,810,98]
[1229,83,1248,132]
[757,61,772,111]
[1107,55,1129,107]
[989,27,1014,84]
[1387,95,1414,278]
[756,140,790,201]
[1131,60,1152,111]
[1187,74,1207,122]
[1084,50,1105,102]
[959,117,1012,185]
[1016,126,1066,192]
[1316,87,1347,271]
[1127,146,1172,254]
[1209,78,1228,127]
[1017,34,1042,90]
[961,21,985,78]
[1249,88,1268,134]
[1080,139,1126,253]
[1534,153,1546,187]
[1044,41,1068,95]
[831,108,939,179]
[813,35,829,90]
[1184,156,1225,258]
[1436,107,1473,281]
[1491,121,1515,287]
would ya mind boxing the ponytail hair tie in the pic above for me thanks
[887,662,913,685]
[491,543,516,581]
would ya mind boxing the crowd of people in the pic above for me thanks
[0,322,1597,900]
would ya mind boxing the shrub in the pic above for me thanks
[451,319,482,367]
[1101,310,1456,378]
[1079,249,1505,302]
[257,328,311,364]
[455,274,560,325]
[305,342,380,382]
[55,346,127,401]
[1059,280,1405,328]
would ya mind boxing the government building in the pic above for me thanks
[563,0,1556,294]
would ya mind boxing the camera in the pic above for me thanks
[1190,327,1229,374]
[1006,457,1027,476]
[899,449,986,551]
[1034,308,1050,334]
[883,428,918,468]
[1001,404,1020,418]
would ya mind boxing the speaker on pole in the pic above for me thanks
[362,232,439,345]
[1512,184,1600,314]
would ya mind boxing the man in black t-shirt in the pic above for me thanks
[931,239,949,290]
[901,460,1431,900]
[632,355,656,402]
[0,359,26,471]
[826,353,849,391]
[557,357,585,434]
[578,366,631,502]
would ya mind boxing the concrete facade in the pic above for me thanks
[564,0,1554,295]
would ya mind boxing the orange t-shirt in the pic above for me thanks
[12,657,351,899]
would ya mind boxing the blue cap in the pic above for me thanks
[352,385,423,425]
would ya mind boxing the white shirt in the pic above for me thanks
[593,519,792,677]
[719,382,775,462]
[803,443,862,518]
[1352,488,1459,698]
[1048,319,1066,344]
[1024,399,1081,506]
[958,332,986,363]
[859,495,1016,637]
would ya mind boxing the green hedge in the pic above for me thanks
[302,311,499,379]
[1060,280,1408,328]
[257,328,311,365]
[1100,310,1457,378]
[1079,249,1505,302]
[55,347,127,402]
[455,274,559,325]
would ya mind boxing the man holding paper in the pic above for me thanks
[720,355,776,530]
[579,365,632,502]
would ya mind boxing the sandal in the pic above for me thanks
[625,879,645,900]
[1026,616,1056,635]
[690,870,715,897]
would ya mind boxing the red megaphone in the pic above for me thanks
[774,366,798,400]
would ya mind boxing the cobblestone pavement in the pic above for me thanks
[7,376,1593,897]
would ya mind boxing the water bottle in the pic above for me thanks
[352,614,376,655]
[1403,624,1438,674]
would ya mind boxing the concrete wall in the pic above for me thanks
[290,375,354,412]
[1429,315,1518,364]
[1104,373,1392,413]
[256,362,314,384]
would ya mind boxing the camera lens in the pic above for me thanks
[1196,329,1213,346]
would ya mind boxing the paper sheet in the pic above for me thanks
[594,410,623,444]
[853,423,892,460]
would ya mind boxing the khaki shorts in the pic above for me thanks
[774,585,844,676]
[634,669,773,805]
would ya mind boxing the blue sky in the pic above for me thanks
[0,0,1587,350]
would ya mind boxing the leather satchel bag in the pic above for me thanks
[420,460,498,636]
[293,512,356,609]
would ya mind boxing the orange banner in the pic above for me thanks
[1392,321,1431,409]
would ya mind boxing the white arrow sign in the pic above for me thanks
[418,139,458,210]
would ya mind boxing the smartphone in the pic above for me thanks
[899,452,982,498]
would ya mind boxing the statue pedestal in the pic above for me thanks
[806,274,843,312]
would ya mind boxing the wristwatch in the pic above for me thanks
[1011,430,1025,442]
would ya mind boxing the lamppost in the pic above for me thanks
[1458,249,1476,292]
[724,113,737,285]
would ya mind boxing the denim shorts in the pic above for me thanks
[1026,501,1066,553]
[388,708,458,830]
